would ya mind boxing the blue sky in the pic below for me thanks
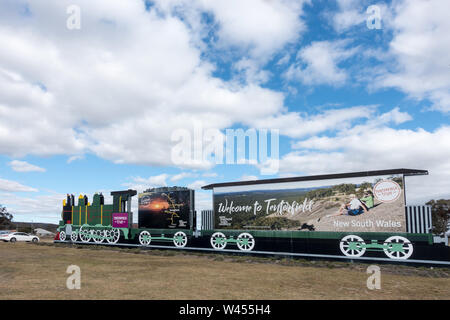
[0,0,449,223]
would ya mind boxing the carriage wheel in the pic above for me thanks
[339,235,366,257]
[210,232,227,250]
[79,226,91,243]
[70,231,78,242]
[59,231,66,241]
[138,231,151,246]
[236,233,255,251]
[173,231,188,248]
[383,236,413,260]
[93,229,105,243]
[106,228,120,244]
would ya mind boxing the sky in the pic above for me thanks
[0,0,449,223]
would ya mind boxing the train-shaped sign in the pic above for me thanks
[56,169,449,261]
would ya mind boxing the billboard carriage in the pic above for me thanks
[134,187,195,248]
[202,169,432,259]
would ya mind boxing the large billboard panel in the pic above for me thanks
[138,188,193,229]
[213,174,406,232]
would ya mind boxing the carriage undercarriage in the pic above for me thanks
[57,224,419,260]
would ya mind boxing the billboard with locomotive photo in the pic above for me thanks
[138,188,193,229]
[213,174,406,233]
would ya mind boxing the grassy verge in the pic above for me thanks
[0,242,448,299]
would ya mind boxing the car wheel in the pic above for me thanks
[32,238,39,243]
[10,237,16,243]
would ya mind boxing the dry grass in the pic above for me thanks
[0,242,449,300]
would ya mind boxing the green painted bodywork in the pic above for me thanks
[67,199,114,227]
[173,234,186,245]
[58,222,432,245]
[134,228,190,243]
[62,192,134,228]
[347,239,407,253]
[130,228,193,239]
[57,224,129,240]
[212,235,250,246]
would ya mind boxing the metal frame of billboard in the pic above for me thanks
[203,168,429,235]
[202,169,428,190]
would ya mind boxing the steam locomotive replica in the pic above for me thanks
[56,169,448,261]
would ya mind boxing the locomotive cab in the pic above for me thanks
[111,189,137,229]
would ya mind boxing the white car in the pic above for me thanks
[0,232,39,243]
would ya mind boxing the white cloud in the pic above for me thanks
[276,53,291,66]
[8,160,46,172]
[326,0,449,113]
[0,191,64,222]
[279,113,450,204]
[124,172,215,193]
[328,0,450,113]
[207,0,309,60]
[233,58,271,84]
[0,0,293,169]
[0,178,38,192]
[332,0,367,32]
[154,0,310,61]
[240,174,258,181]
[330,0,392,33]
[285,40,359,86]
[187,180,207,190]
[0,67,85,157]
[374,107,412,125]
[170,172,198,182]
[246,105,376,138]
[373,0,450,112]
[202,172,218,178]
[67,155,84,163]
[123,174,169,192]
[136,174,170,186]
[152,0,310,88]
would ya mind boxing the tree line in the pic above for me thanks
[426,199,450,235]
[0,204,14,229]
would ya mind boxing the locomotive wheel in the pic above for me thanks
[138,231,151,246]
[59,231,66,241]
[236,232,255,251]
[79,226,91,243]
[70,231,78,242]
[93,229,105,243]
[106,228,120,244]
[383,236,413,260]
[104,229,111,243]
[339,235,366,257]
[173,231,188,248]
[210,232,227,250]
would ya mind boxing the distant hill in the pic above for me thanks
[6,222,58,233]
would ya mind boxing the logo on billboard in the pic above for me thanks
[373,180,401,203]
[112,213,128,228]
